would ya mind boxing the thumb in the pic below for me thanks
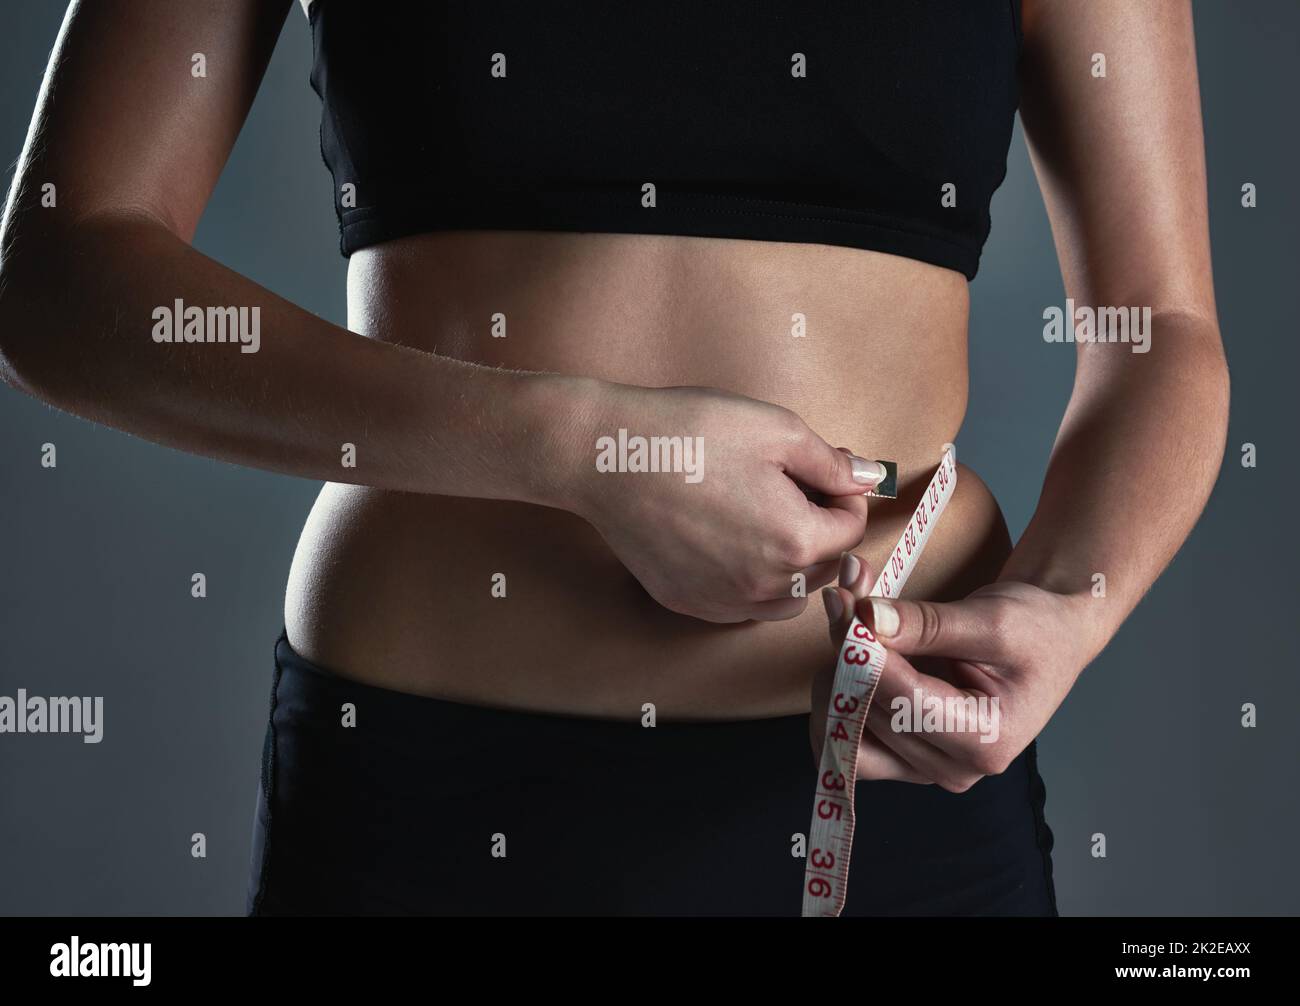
[854,595,1002,662]
[784,434,887,498]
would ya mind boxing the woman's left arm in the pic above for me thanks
[826,0,1230,790]
[1005,0,1228,637]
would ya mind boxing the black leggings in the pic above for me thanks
[247,631,1057,916]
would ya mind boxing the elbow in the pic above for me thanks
[0,254,91,413]
[0,268,39,395]
[1152,307,1231,433]
[0,204,105,404]
[0,267,57,402]
[2,211,174,409]
[1214,346,1231,423]
[1191,323,1232,460]
[1183,321,1231,451]
[1215,354,1232,457]
[1198,324,1231,437]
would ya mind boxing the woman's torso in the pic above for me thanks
[284,231,1012,719]
[285,0,1021,719]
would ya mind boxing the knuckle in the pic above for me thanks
[767,526,810,569]
[824,448,850,487]
[984,601,1017,653]
[783,529,819,570]
[767,406,807,445]
[937,774,973,795]
[915,601,944,650]
[733,565,769,599]
[972,745,1008,776]
[941,771,985,794]
[779,596,810,620]
[656,592,690,616]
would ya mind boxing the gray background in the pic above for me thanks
[0,1,1295,916]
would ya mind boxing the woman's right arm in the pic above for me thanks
[0,0,880,623]
[0,0,585,506]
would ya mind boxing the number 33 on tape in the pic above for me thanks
[802,444,958,918]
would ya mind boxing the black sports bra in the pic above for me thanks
[304,1,1022,280]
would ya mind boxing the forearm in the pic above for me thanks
[999,312,1230,657]
[0,212,596,508]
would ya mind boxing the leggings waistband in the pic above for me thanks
[251,629,1057,916]
[271,629,812,760]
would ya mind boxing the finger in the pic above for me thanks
[820,550,877,674]
[801,496,870,560]
[820,585,854,647]
[742,595,809,622]
[855,734,932,783]
[864,700,983,793]
[870,649,1002,771]
[824,450,872,522]
[822,491,870,531]
[808,687,928,783]
[799,558,842,595]
[756,547,870,622]
[854,593,1005,663]
[773,557,846,614]
[820,546,877,648]
[864,673,988,793]
[784,431,887,498]
[801,451,882,515]
[838,550,876,600]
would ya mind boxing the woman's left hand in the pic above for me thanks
[813,553,1096,791]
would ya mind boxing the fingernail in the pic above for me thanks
[821,587,843,621]
[839,552,860,588]
[871,599,900,637]
[851,456,887,484]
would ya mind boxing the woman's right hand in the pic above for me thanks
[567,382,886,623]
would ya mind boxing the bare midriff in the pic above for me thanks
[284,231,1011,721]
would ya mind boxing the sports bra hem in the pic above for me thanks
[336,196,980,280]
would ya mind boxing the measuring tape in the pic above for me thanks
[801,444,958,917]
